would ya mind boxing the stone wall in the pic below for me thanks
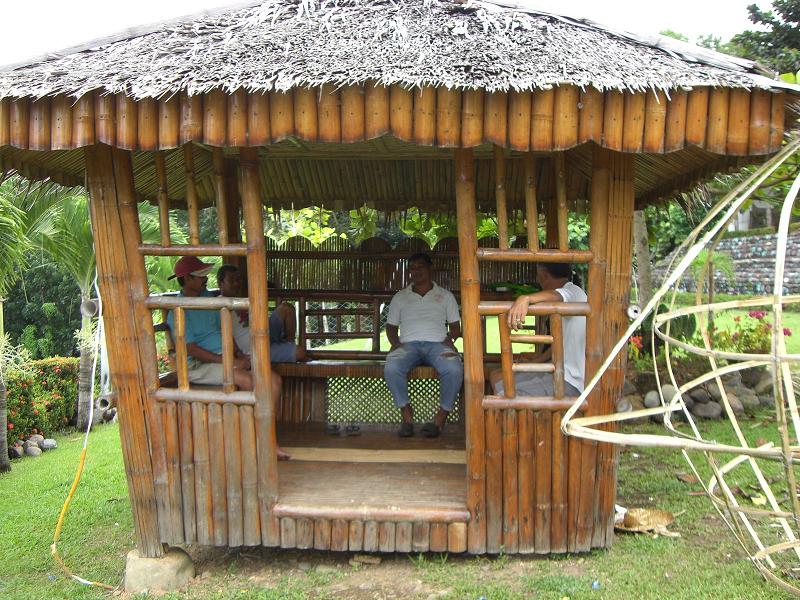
[653,230,800,295]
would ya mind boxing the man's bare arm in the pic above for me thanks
[386,324,401,350]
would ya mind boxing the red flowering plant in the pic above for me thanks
[708,310,789,354]
[627,335,652,371]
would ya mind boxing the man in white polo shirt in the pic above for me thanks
[384,253,463,438]
[490,262,586,398]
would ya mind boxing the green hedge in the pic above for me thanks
[6,357,78,447]
[721,221,800,240]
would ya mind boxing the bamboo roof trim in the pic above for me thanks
[0,0,795,102]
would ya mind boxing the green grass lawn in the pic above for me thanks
[1,417,796,599]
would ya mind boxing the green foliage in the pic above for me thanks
[730,0,800,74]
[689,249,736,290]
[660,29,688,42]
[706,310,789,354]
[5,357,78,447]
[645,200,709,261]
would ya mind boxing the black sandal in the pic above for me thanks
[398,422,414,437]
[345,424,361,437]
[420,422,442,438]
[325,424,340,436]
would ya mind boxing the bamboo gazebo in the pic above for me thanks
[1,0,797,561]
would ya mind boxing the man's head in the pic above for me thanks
[407,252,434,287]
[217,264,242,297]
[170,256,213,294]
[536,262,572,290]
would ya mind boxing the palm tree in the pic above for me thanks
[0,179,67,471]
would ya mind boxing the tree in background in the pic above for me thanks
[730,0,800,75]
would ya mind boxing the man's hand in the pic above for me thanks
[233,355,251,370]
[508,295,530,330]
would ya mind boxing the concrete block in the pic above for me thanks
[124,547,194,594]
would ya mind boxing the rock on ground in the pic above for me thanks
[643,390,661,408]
[755,371,774,395]
[692,401,723,420]
[25,446,42,457]
[690,387,712,404]
[125,547,194,594]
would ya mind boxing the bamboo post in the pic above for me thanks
[318,84,341,143]
[183,144,201,245]
[9,98,29,148]
[551,315,565,399]
[203,90,227,146]
[348,520,364,551]
[0,98,10,147]
[517,410,535,553]
[73,95,95,148]
[436,87,462,147]
[155,151,171,246]
[455,148,487,553]
[223,403,244,546]
[554,153,568,251]
[208,402,228,545]
[622,93,645,153]
[239,147,279,544]
[270,91,294,142]
[280,517,296,548]
[212,148,230,245]
[378,522,396,552]
[331,519,349,552]
[502,409,519,553]
[363,521,378,552]
[220,308,236,393]
[29,98,51,151]
[533,410,552,553]
[486,408,503,553]
[164,403,184,544]
[769,92,785,151]
[412,522,430,552]
[726,89,750,155]
[494,145,509,249]
[180,92,203,143]
[240,405,261,545]
[484,91,508,147]
[84,144,163,557]
[179,401,197,543]
[550,410,568,552]
[706,87,730,154]
[748,89,771,155]
[524,153,539,251]
[296,518,313,549]
[396,522,412,553]
[498,316,515,398]
[192,401,214,545]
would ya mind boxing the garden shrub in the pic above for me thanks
[6,357,79,447]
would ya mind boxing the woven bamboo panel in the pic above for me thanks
[326,376,461,424]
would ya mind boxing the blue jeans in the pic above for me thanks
[384,341,464,412]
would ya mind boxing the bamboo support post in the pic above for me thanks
[29,98,50,151]
[602,91,624,151]
[554,152,569,251]
[10,98,30,149]
[502,409,520,553]
[551,315,565,399]
[524,153,539,251]
[50,95,73,150]
[726,88,750,155]
[550,410,568,552]
[296,518,313,548]
[455,147,486,553]
[180,92,203,144]
[240,405,261,545]
[413,87,436,146]
[349,520,364,551]
[192,401,214,544]
[239,147,279,544]
[183,144,201,245]
[94,93,115,146]
[84,144,163,557]
[208,402,228,545]
[748,89,771,155]
[579,88,603,143]
[220,308,236,393]
[341,85,366,143]
[179,401,197,543]
[155,151,171,246]
[247,92,270,146]
[223,403,244,547]
[436,87,462,147]
[73,95,94,148]
[534,410,552,553]
[212,148,230,245]
[706,87,730,154]
[164,402,184,544]
[498,316,516,398]
[389,85,412,141]
[270,91,294,142]
[494,145,509,249]
[378,522,396,552]
[518,410,535,553]
[280,517,296,548]
[622,93,645,153]
[664,90,687,152]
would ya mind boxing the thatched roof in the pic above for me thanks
[0,0,792,101]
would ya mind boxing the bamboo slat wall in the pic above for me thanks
[0,84,786,156]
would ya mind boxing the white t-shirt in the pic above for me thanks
[554,281,587,392]
[386,282,461,344]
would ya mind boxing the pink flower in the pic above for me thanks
[784,328,792,337]
[748,310,766,320]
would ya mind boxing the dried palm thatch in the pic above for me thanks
[563,136,800,596]
[0,0,790,102]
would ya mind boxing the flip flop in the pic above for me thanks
[398,422,414,437]
[325,424,340,436]
[345,424,361,437]
[420,422,442,438]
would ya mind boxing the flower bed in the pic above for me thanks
[6,357,78,447]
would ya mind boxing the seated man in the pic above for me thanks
[167,256,288,459]
[490,263,586,398]
[216,264,305,362]
[384,252,463,438]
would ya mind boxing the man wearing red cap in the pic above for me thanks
[167,256,289,459]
